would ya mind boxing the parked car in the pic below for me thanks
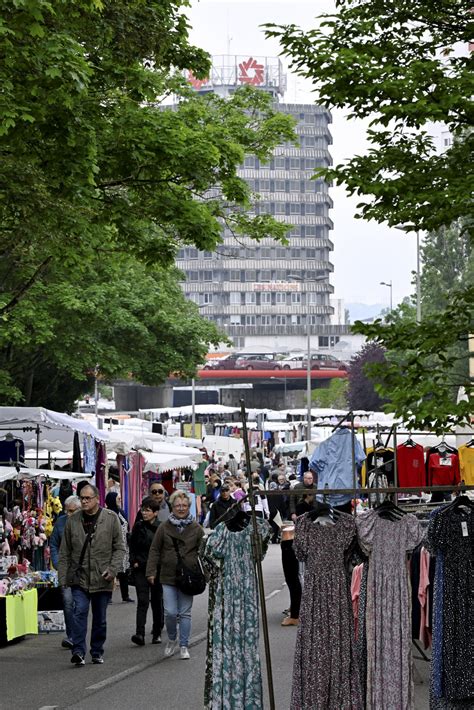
[302,353,348,370]
[278,354,306,370]
[203,354,239,370]
[235,354,281,370]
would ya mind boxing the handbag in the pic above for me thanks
[171,538,206,596]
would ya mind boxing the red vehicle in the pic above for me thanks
[203,355,239,370]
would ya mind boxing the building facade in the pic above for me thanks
[176,56,350,352]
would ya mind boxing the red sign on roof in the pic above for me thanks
[238,57,265,85]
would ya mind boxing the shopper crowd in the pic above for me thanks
[56,448,302,666]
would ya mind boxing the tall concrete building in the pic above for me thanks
[177,56,350,352]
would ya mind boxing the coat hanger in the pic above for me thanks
[374,498,406,520]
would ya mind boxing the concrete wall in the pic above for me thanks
[113,380,174,411]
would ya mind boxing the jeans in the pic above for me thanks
[61,586,75,641]
[162,584,193,647]
[71,587,112,659]
[134,569,163,637]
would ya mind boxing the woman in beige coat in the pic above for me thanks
[146,491,204,660]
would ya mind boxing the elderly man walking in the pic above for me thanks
[58,483,125,666]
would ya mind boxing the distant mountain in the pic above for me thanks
[346,303,385,323]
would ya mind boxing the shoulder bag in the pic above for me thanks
[171,537,206,596]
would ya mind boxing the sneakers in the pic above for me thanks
[71,653,85,666]
[61,639,73,649]
[151,635,162,644]
[91,656,104,664]
[164,639,177,657]
[180,646,190,660]
[122,597,135,603]
[131,634,145,646]
[281,617,299,626]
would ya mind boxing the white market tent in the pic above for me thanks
[139,404,241,418]
[107,449,199,473]
[0,407,109,451]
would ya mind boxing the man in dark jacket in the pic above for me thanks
[129,496,162,646]
[58,484,125,666]
[290,471,316,521]
[49,494,81,649]
[208,485,236,529]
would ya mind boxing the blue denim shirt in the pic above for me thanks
[309,428,366,506]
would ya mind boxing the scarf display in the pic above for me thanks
[168,512,194,532]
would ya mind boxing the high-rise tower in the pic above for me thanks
[176,56,348,352]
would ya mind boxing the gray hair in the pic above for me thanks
[80,483,99,497]
[169,490,192,508]
[64,495,81,509]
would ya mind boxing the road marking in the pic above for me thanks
[265,584,286,601]
[38,706,59,709]
[85,630,208,692]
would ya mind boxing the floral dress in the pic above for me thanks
[291,512,363,710]
[202,519,271,710]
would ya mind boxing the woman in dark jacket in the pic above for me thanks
[129,496,162,646]
[146,491,204,660]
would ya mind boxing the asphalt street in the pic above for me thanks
[0,545,430,710]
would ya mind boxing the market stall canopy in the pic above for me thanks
[139,404,240,418]
[0,465,92,482]
[140,451,200,474]
[0,407,109,451]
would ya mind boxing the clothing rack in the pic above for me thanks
[240,399,275,710]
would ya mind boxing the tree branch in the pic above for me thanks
[0,257,53,316]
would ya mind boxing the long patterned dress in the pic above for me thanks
[202,520,271,710]
[356,510,423,710]
[291,512,363,710]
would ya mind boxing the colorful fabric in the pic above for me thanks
[310,428,366,507]
[202,519,271,710]
[6,589,38,641]
[458,444,474,485]
[397,443,426,488]
[168,512,194,532]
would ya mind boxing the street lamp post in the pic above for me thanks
[380,280,393,312]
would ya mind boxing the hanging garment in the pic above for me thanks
[458,444,474,485]
[82,434,96,474]
[426,448,460,488]
[202,519,271,710]
[356,510,423,710]
[72,432,82,473]
[291,512,363,710]
[0,437,25,465]
[366,447,395,486]
[397,442,426,488]
[309,428,366,507]
[427,505,474,703]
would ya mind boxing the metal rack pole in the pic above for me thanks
[240,399,275,710]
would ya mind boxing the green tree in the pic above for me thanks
[266,0,473,429]
[0,0,297,407]
[311,378,348,409]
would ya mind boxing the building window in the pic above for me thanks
[305,203,316,214]
[258,202,271,214]
[230,314,242,325]
[274,157,286,169]
[261,315,271,326]
[244,156,255,168]
[189,248,198,259]
[308,292,319,304]
[260,292,272,305]
[177,249,185,259]
[229,292,241,305]
[275,292,286,304]
[305,159,316,169]
[200,293,213,305]
[260,248,271,259]
[289,158,300,169]
[276,247,287,258]
[203,251,213,259]
[202,271,213,282]
[305,114,315,124]
[290,204,301,215]
[304,136,315,147]
[291,248,301,258]
[276,315,287,325]
[259,179,270,191]
[289,180,300,192]
[245,315,256,325]
[229,270,241,281]
[319,335,329,346]
[187,271,199,282]
[305,226,317,236]
[246,270,257,282]
[291,292,301,304]
[289,226,301,237]
[245,292,256,305]
[259,270,271,282]
[274,179,286,192]
[291,315,302,325]
[306,249,316,258]
[274,202,286,214]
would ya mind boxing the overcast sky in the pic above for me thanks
[186,0,419,307]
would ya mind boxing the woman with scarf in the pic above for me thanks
[146,491,204,660]
[105,491,133,603]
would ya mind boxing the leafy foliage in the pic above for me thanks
[311,378,348,409]
[0,0,296,408]
[347,343,389,412]
[265,1,473,428]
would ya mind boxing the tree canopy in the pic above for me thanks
[266,0,473,430]
[0,0,296,408]
[347,343,388,412]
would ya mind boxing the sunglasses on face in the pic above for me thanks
[151,489,164,494]
[80,495,97,501]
